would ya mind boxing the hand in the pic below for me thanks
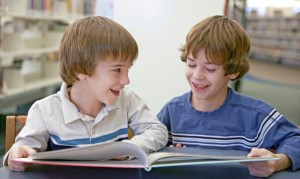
[169,143,187,148]
[241,148,291,177]
[8,145,37,171]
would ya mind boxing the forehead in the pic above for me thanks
[187,49,206,61]
[187,50,218,64]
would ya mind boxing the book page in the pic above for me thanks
[148,152,279,165]
[28,142,149,166]
[15,157,146,169]
[147,152,240,165]
[145,148,280,171]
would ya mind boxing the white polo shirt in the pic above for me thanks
[4,83,167,165]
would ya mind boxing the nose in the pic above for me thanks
[120,72,130,85]
[193,68,205,80]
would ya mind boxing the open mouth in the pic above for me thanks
[193,83,209,89]
[110,88,120,96]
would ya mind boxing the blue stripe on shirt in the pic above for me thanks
[169,109,282,149]
[50,128,128,146]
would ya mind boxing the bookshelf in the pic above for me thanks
[247,16,300,68]
[0,0,109,111]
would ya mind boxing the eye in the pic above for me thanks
[113,68,121,72]
[206,68,216,72]
[187,63,196,68]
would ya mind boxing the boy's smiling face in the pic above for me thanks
[185,49,238,111]
[80,58,133,106]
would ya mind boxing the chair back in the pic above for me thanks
[5,115,27,152]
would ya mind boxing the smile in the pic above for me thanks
[111,88,120,95]
[192,83,208,89]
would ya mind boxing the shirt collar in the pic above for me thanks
[59,83,81,124]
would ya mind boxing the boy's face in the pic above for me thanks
[185,49,238,110]
[79,58,133,105]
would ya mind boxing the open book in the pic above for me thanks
[14,142,280,171]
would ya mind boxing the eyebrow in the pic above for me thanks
[108,63,133,68]
[187,57,215,65]
[205,61,215,65]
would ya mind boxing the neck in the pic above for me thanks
[69,83,103,118]
[191,88,228,112]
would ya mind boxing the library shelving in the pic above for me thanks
[0,0,102,111]
[247,15,300,68]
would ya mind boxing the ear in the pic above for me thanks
[77,73,88,80]
[227,72,240,80]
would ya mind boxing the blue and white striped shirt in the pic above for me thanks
[157,87,300,171]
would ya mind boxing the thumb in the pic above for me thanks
[19,146,37,158]
[247,148,259,157]
[26,147,37,156]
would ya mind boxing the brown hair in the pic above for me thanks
[59,16,138,85]
[180,15,250,80]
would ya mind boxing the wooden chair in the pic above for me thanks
[5,115,134,152]
[5,115,27,152]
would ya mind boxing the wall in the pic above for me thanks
[113,0,224,113]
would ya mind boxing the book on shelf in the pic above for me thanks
[14,142,280,171]
[0,67,3,93]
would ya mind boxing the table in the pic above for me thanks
[1,161,300,179]
[1,147,300,179]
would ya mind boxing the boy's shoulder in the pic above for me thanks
[229,88,273,112]
[34,91,61,106]
[27,91,62,117]
[165,91,190,107]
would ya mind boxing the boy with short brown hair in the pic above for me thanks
[158,15,300,177]
[4,16,168,171]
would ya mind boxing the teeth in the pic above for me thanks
[111,88,120,91]
[193,83,207,88]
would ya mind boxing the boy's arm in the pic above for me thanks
[259,113,300,172]
[127,110,168,153]
[125,89,168,153]
[3,102,50,167]
[274,153,292,171]
[270,122,300,171]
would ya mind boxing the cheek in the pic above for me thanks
[213,74,229,85]
[185,68,192,78]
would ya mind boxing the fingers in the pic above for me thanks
[7,145,36,171]
[8,160,30,171]
[247,148,274,158]
[244,148,277,177]
[169,144,187,148]
[175,144,187,148]
[246,163,274,177]
[247,147,259,157]
[176,144,182,148]
[26,147,37,155]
